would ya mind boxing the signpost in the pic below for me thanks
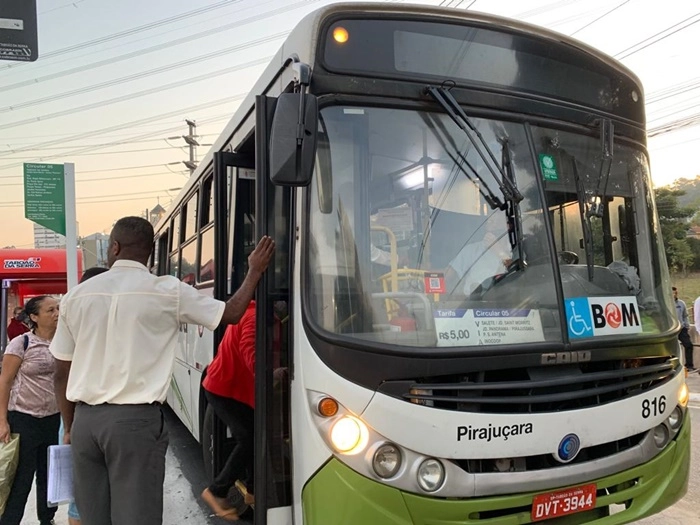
[0,0,38,62]
[23,163,78,289]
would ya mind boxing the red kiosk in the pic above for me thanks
[1,249,82,350]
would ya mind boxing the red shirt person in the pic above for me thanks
[7,307,30,341]
[201,301,257,520]
[204,301,256,408]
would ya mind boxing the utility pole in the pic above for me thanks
[182,119,199,176]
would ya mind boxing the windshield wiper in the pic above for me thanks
[501,138,525,270]
[419,112,505,209]
[588,118,614,219]
[426,86,523,205]
[573,159,595,280]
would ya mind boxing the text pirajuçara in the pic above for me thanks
[457,423,534,442]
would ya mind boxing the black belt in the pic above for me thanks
[76,401,163,407]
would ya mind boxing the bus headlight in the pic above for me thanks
[330,416,369,455]
[667,406,683,431]
[678,383,689,407]
[372,443,402,479]
[417,458,444,492]
[652,424,669,448]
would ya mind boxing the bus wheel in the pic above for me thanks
[202,404,215,481]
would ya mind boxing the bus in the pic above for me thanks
[152,3,690,524]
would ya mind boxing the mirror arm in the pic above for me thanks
[292,61,313,145]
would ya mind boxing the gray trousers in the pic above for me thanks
[72,403,169,525]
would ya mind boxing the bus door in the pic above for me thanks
[254,95,294,524]
[210,150,257,484]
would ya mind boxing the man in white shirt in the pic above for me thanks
[50,216,274,525]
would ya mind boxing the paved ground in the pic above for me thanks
[20,409,217,525]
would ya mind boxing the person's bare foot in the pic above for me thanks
[201,487,239,521]
[235,480,255,507]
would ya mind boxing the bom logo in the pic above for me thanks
[566,297,641,339]
[591,302,638,329]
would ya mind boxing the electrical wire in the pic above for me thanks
[0,34,281,112]
[570,1,630,36]
[614,12,700,59]
[0,0,313,89]
[0,95,245,164]
[0,0,244,72]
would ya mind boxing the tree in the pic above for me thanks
[655,187,695,274]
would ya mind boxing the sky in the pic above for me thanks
[0,0,698,249]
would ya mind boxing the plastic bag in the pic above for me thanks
[0,434,20,515]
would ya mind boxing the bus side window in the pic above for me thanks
[157,233,169,276]
[170,213,181,278]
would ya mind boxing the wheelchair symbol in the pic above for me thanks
[568,301,591,336]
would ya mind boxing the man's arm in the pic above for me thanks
[220,236,275,326]
[54,359,75,444]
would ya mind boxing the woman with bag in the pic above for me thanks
[0,295,61,525]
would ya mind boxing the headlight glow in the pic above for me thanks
[678,382,689,407]
[330,416,369,455]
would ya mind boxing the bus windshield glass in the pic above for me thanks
[306,105,675,349]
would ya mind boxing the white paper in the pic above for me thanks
[47,444,73,506]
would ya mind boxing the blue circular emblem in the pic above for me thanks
[556,434,581,463]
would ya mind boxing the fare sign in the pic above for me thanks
[531,483,596,522]
[24,163,67,236]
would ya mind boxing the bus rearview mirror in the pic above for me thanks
[270,93,318,187]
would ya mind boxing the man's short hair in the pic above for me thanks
[112,216,154,257]
[672,287,678,291]
[81,266,109,283]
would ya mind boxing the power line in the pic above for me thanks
[0,0,244,72]
[0,171,183,188]
[0,1,310,91]
[39,0,90,16]
[0,146,181,159]
[570,1,630,36]
[0,133,219,150]
[0,188,175,207]
[1,58,266,131]
[0,96,244,166]
[0,113,235,177]
[614,12,700,59]
[0,48,270,116]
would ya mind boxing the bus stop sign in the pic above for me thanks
[0,0,37,62]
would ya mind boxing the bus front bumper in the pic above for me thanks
[302,415,690,524]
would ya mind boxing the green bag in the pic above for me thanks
[0,434,20,515]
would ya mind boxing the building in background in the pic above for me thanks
[149,203,166,225]
[33,224,66,249]
[80,232,109,269]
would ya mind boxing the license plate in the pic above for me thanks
[531,483,596,522]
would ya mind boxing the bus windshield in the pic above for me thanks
[307,105,675,349]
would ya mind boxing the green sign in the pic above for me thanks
[539,154,558,181]
[23,163,66,236]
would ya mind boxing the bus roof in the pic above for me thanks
[157,2,642,229]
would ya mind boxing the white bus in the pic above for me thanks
[152,3,690,524]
